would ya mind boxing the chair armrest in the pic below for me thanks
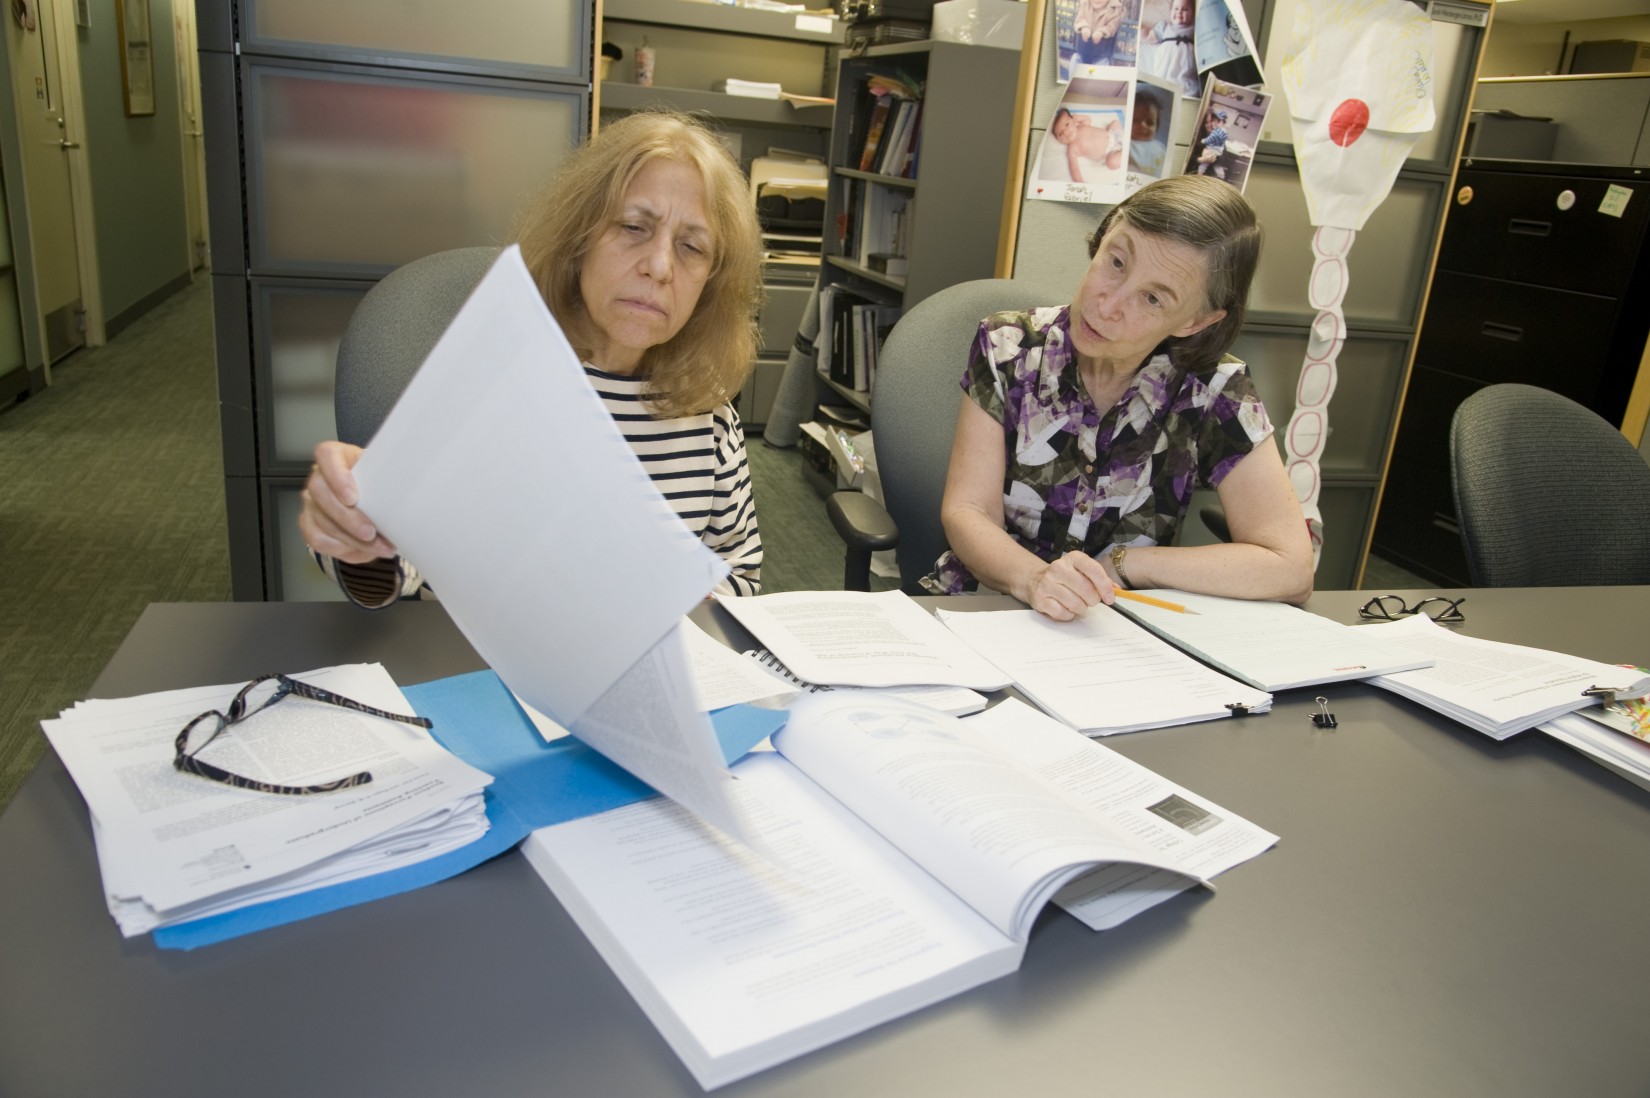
[827,491,899,592]
[827,491,899,553]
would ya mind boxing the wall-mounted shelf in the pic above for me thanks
[600,82,833,128]
[602,0,840,44]
[835,167,917,190]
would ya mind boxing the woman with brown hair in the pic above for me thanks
[299,110,767,604]
[933,174,1312,619]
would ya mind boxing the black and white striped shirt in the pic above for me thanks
[326,364,762,605]
[586,366,762,597]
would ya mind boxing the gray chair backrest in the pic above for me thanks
[1449,382,1650,586]
[335,246,504,446]
[872,278,1068,592]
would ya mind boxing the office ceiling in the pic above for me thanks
[1493,0,1650,25]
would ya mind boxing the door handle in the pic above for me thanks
[59,139,81,149]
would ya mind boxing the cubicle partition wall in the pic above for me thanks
[999,0,1491,589]
[200,0,591,600]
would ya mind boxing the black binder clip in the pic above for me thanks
[1312,697,1338,729]
[1582,685,1618,704]
[1225,702,1251,717]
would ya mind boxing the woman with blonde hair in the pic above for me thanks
[300,110,767,603]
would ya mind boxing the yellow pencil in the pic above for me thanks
[1114,589,1190,614]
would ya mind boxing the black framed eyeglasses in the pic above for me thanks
[1358,595,1467,624]
[174,673,433,796]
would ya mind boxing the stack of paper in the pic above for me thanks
[1541,711,1650,793]
[1111,589,1433,690]
[714,78,783,99]
[938,606,1272,735]
[1362,615,1650,740]
[41,663,494,937]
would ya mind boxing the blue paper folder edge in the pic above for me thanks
[153,669,787,950]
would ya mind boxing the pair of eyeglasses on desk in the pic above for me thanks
[174,673,433,796]
[1357,594,1467,624]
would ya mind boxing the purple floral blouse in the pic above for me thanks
[927,305,1273,594]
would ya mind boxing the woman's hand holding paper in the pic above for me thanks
[299,440,397,564]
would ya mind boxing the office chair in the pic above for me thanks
[334,246,503,445]
[827,278,1064,593]
[1449,382,1650,586]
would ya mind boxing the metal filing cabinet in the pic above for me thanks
[1372,159,1650,586]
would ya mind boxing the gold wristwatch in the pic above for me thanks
[1109,544,1131,589]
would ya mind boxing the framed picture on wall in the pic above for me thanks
[117,0,155,116]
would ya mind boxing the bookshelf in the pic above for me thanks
[812,40,1020,426]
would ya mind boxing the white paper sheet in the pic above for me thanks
[352,246,728,727]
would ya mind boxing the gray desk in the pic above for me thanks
[3,590,1648,1096]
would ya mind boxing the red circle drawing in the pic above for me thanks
[1328,99,1370,147]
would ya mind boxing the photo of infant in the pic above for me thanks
[1029,70,1131,205]
[1126,77,1176,183]
[1053,106,1126,181]
[1137,0,1200,99]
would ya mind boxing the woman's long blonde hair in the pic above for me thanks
[513,110,764,417]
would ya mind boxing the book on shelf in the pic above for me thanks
[938,606,1274,736]
[876,98,922,178]
[857,94,895,171]
[854,184,911,268]
[521,691,1278,1089]
[1109,590,1434,691]
[847,71,921,174]
[817,284,898,392]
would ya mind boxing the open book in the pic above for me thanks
[937,605,1272,735]
[1109,590,1434,691]
[522,693,1276,1089]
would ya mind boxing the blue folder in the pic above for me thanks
[153,670,787,950]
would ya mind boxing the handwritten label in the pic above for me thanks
[1599,184,1632,219]
[1428,1,1489,27]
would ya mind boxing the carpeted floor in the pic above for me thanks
[0,279,232,813]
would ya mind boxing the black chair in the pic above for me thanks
[827,278,1069,593]
[335,246,502,445]
[1449,383,1650,586]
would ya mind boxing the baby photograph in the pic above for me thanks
[1030,70,1132,204]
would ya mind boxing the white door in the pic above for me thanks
[172,0,208,272]
[4,0,84,362]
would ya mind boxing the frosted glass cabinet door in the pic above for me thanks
[244,0,586,79]
[246,62,581,276]
[256,282,369,468]
[271,483,349,601]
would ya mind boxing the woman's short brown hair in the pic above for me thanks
[513,110,764,417]
[1086,174,1261,371]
